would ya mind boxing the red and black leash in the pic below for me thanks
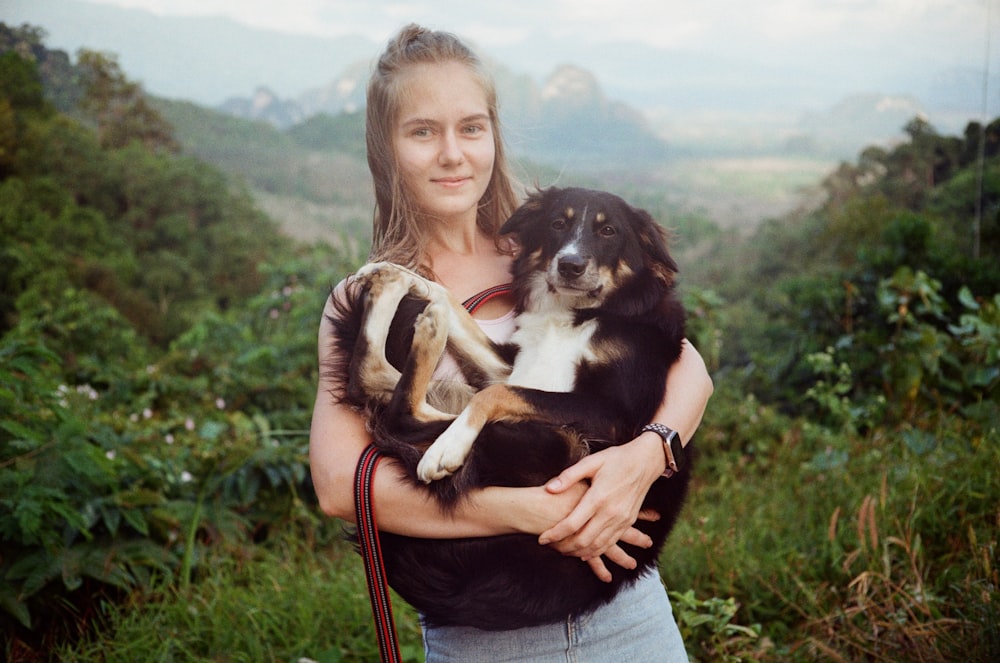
[353,283,512,662]
[354,444,403,662]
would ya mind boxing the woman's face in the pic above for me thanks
[394,61,495,226]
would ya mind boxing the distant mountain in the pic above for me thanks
[513,65,670,165]
[217,87,310,128]
[219,62,669,167]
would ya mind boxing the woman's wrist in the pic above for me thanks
[473,485,546,535]
[633,431,669,483]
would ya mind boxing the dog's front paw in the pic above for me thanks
[417,414,478,482]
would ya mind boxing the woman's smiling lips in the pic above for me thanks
[433,176,472,188]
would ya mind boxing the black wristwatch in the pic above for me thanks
[641,423,685,477]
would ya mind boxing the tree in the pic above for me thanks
[75,50,179,153]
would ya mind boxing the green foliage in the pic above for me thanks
[674,114,1000,660]
[75,49,179,152]
[669,590,764,662]
[287,111,367,158]
[153,98,372,208]
[0,30,365,657]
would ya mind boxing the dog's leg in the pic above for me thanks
[346,265,412,402]
[388,296,455,423]
[442,307,512,386]
[360,262,511,386]
[417,384,534,481]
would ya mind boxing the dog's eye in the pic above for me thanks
[599,225,616,237]
[551,218,568,230]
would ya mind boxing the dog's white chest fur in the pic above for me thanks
[507,309,597,392]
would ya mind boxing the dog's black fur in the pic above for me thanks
[327,187,691,630]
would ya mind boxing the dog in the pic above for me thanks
[326,186,691,630]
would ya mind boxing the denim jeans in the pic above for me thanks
[421,569,688,662]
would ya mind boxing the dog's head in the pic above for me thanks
[501,187,678,310]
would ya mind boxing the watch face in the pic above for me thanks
[669,434,684,471]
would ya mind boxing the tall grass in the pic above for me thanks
[56,526,425,663]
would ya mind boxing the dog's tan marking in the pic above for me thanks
[417,385,534,481]
[595,211,606,223]
[565,206,575,219]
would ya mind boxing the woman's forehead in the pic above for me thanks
[396,62,489,119]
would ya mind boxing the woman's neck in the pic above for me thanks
[425,217,485,258]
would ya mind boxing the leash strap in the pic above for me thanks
[355,283,510,661]
[461,283,513,315]
[354,444,403,663]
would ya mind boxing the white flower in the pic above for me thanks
[106,450,117,460]
[215,398,226,410]
[143,408,153,419]
[185,418,195,431]
[165,434,175,445]
[180,471,194,483]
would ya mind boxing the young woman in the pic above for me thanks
[308,24,714,662]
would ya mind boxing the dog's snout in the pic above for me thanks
[557,254,587,280]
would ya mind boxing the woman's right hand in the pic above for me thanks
[485,482,654,583]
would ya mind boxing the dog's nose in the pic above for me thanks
[557,255,587,280]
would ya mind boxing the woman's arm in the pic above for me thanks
[538,339,714,576]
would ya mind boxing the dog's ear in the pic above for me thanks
[500,187,555,236]
[631,206,679,284]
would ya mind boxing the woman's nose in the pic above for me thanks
[438,131,464,165]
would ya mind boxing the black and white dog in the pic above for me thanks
[327,187,691,630]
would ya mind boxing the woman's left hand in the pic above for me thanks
[537,434,664,581]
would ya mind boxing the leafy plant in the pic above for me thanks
[669,589,764,662]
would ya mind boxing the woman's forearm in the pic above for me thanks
[653,339,713,445]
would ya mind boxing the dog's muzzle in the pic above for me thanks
[548,253,603,296]
[557,254,588,280]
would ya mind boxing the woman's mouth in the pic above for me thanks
[433,176,470,187]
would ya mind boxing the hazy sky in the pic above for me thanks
[83,0,978,47]
[85,0,989,69]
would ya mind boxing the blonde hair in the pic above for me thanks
[365,24,519,275]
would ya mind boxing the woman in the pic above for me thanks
[309,24,713,662]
